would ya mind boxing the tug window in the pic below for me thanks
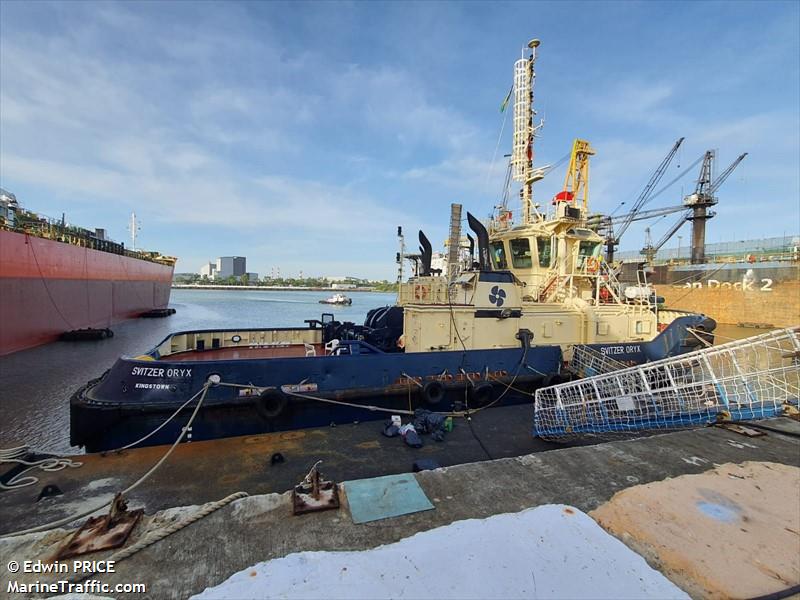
[509,238,532,268]
[537,237,553,268]
[577,241,600,268]
[490,242,507,269]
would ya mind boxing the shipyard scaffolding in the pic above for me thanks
[534,327,800,439]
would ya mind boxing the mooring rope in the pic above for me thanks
[0,354,537,538]
[68,491,249,583]
[0,446,83,490]
[0,383,212,539]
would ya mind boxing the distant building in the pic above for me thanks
[199,256,251,281]
[216,256,246,279]
[324,276,368,284]
[199,262,217,279]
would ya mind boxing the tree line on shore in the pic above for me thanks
[173,273,398,292]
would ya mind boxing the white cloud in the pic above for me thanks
[1,1,796,275]
[327,64,479,151]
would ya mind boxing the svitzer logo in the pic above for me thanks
[489,285,506,307]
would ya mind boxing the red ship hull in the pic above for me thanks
[0,230,174,355]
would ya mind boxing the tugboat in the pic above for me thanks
[70,39,715,452]
[319,293,353,305]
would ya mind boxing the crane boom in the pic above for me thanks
[606,137,684,261]
[588,204,686,229]
[641,211,690,263]
[709,152,748,194]
[654,211,690,252]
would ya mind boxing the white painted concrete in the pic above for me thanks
[192,504,688,599]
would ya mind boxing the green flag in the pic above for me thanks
[500,85,513,113]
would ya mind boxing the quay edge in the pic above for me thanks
[1,417,798,599]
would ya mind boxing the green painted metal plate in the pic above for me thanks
[344,473,435,524]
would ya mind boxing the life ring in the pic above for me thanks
[255,389,288,420]
[422,380,446,406]
[469,381,494,407]
[413,284,428,301]
[586,257,600,272]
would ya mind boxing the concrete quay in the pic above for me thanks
[1,416,798,599]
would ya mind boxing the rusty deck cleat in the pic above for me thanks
[56,493,143,559]
[292,462,340,516]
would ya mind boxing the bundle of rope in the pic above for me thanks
[0,445,82,490]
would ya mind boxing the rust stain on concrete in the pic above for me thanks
[590,461,800,599]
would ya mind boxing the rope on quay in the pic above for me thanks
[0,446,83,490]
[69,491,249,584]
[0,383,212,539]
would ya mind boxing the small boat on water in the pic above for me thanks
[319,293,352,305]
[70,38,716,452]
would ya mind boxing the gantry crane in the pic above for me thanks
[685,151,748,263]
[604,137,685,262]
[640,151,748,264]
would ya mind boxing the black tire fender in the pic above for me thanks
[255,389,288,420]
[559,368,577,383]
[469,381,494,407]
[542,373,564,388]
[422,380,446,406]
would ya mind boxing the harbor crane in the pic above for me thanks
[641,151,748,264]
[641,218,690,264]
[604,137,685,262]
[587,203,688,231]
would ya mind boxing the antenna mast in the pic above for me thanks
[128,211,141,251]
[510,38,543,225]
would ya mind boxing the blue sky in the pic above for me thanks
[1,1,798,279]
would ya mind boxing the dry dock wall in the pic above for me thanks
[660,279,800,327]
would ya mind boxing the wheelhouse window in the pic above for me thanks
[509,238,532,268]
[577,241,600,268]
[537,237,553,268]
[490,241,507,269]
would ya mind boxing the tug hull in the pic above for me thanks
[70,316,710,452]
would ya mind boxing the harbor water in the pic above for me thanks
[0,289,395,454]
[0,288,753,454]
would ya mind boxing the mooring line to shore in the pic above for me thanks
[1,383,213,539]
[67,491,249,584]
[104,385,209,453]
